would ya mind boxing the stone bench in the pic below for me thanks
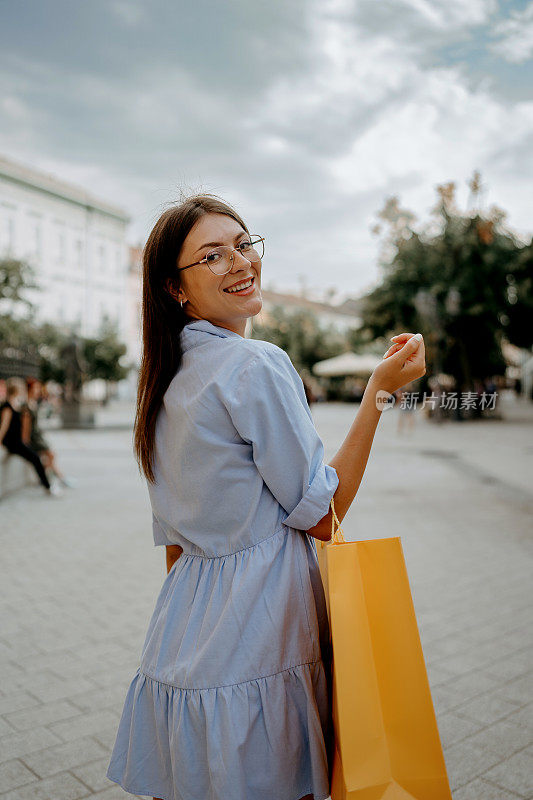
[0,450,39,500]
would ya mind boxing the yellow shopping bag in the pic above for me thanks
[316,498,452,799]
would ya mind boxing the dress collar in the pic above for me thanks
[180,318,244,351]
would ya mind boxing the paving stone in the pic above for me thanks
[502,704,533,732]
[453,691,523,726]
[47,710,119,744]
[4,699,82,732]
[439,670,501,707]
[70,758,113,792]
[0,690,42,716]
[436,711,486,749]
[25,677,98,705]
[0,771,90,800]
[460,718,533,759]
[20,737,109,779]
[0,759,37,793]
[0,727,63,764]
[444,741,508,790]
[482,651,533,683]
[1,400,532,797]
[7,651,87,681]
[431,682,466,714]
[497,673,533,705]
[67,686,129,715]
[453,777,526,799]
[85,665,140,690]
[482,748,533,797]
[91,786,145,799]
[0,716,16,737]
[90,724,126,751]
[425,662,457,686]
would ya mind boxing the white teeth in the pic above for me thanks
[226,278,253,293]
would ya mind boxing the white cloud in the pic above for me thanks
[490,2,533,63]
[329,68,533,192]
[0,0,531,297]
[398,0,496,29]
[110,0,146,27]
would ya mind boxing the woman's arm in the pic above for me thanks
[165,544,183,574]
[306,376,384,540]
[307,333,426,541]
[0,406,12,446]
[21,409,32,445]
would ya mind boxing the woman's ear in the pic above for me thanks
[165,278,181,303]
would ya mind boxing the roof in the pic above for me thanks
[0,153,130,223]
[261,287,362,318]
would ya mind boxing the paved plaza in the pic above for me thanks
[0,392,532,799]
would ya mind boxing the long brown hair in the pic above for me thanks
[133,193,250,483]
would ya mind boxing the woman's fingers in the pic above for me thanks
[384,332,425,359]
[390,332,416,342]
[373,334,426,393]
[382,343,402,359]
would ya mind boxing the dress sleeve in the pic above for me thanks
[152,512,174,547]
[226,348,339,531]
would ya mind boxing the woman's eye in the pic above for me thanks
[206,252,221,262]
[239,240,252,250]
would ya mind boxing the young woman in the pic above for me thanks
[0,377,58,496]
[106,194,425,800]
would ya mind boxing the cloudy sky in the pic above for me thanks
[1,0,532,300]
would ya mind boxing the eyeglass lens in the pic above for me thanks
[205,238,264,275]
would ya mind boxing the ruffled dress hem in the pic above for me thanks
[105,776,329,800]
[106,658,333,800]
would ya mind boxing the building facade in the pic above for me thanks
[252,287,362,335]
[0,154,131,353]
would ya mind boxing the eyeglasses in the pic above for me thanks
[177,235,265,276]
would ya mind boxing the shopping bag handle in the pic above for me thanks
[319,495,346,548]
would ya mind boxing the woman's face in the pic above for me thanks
[172,213,262,337]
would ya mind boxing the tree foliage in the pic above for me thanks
[82,317,129,384]
[0,257,131,387]
[251,305,345,374]
[359,172,532,388]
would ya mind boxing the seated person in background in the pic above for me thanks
[23,378,76,489]
[0,377,59,496]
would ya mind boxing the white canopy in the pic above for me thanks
[312,351,382,377]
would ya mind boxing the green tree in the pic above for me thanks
[0,257,132,393]
[251,306,344,374]
[83,317,131,402]
[0,257,39,307]
[0,257,42,376]
[361,172,532,390]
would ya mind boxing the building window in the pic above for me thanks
[0,215,15,253]
[56,229,66,265]
[29,221,42,259]
[75,239,84,268]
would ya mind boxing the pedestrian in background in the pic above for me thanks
[0,377,60,496]
[23,378,75,489]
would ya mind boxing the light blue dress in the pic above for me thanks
[106,318,339,800]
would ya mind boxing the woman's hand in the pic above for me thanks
[370,332,426,395]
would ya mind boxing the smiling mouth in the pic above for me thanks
[223,276,256,294]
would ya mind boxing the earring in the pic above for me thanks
[179,299,184,307]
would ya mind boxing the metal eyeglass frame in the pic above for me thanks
[177,235,265,275]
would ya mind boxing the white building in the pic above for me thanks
[0,154,132,355]
[252,287,362,336]
[127,244,143,367]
